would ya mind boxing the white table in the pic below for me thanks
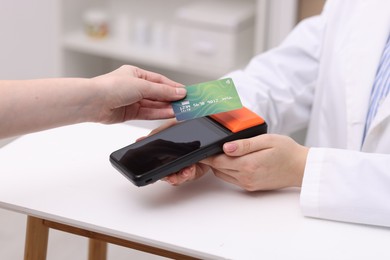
[0,122,389,260]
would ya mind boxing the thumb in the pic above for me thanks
[223,134,270,156]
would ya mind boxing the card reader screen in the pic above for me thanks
[112,117,228,176]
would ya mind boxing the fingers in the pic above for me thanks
[222,134,273,157]
[132,106,176,120]
[135,99,176,120]
[135,136,147,142]
[163,165,197,185]
[201,154,239,172]
[163,164,209,186]
[138,99,173,108]
[213,170,240,187]
[132,67,187,101]
[114,65,186,103]
[138,80,187,102]
[133,66,183,87]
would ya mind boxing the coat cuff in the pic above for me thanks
[300,147,324,218]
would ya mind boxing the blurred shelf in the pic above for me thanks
[60,0,299,80]
[62,31,230,78]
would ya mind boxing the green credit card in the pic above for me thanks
[172,78,243,121]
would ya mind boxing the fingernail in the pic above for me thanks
[224,142,238,153]
[176,87,186,96]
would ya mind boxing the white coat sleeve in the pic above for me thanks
[224,14,326,134]
[301,148,390,227]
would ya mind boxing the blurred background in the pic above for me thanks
[0,0,324,259]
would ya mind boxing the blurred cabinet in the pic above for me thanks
[1,0,323,82]
[59,0,299,82]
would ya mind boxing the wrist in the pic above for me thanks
[294,146,309,187]
[82,77,106,123]
[62,77,104,124]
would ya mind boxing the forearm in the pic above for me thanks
[0,78,98,139]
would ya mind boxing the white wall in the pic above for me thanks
[256,0,298,53]
[0,0,60,79]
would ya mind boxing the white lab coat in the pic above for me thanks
[227,0,390,227]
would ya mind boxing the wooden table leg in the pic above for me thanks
[27,218,200,260]
[88,238,107,260]
[24,216,49,260]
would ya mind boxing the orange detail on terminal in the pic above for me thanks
[210,107,265,133]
